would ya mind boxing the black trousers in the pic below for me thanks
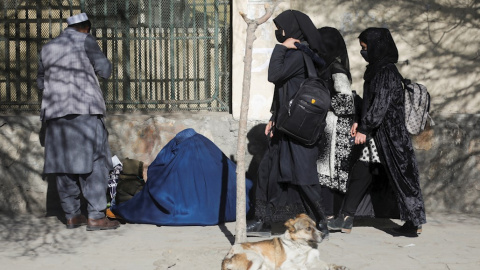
[321,187,335,216]
[341,161,373,216]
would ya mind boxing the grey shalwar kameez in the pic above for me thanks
[37,26,113,220]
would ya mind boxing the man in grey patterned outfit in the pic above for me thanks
[37,13,120,231]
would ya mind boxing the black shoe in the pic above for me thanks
[246,219,271,237]
[327,215,342,231]
[329,214,354,233]
[341,215,354,234]
[390,221,422,237]
[400,220,422,232]
[317,221,330,240]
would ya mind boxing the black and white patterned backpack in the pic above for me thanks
[402,79,434,135]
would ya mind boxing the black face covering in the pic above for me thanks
[316,26,351,81]
[358,28,399,81]
[275,29,287,43]
[272,10,322,54]
[360,50,369,62]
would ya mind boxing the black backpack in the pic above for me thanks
[275,53,331,145]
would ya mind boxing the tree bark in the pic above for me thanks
[235,3,277,244]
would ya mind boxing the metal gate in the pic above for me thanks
[0,0,231,113]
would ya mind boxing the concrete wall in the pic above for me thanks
[232,0,480,120]
[1,113,479,216]
[0,113,266,216]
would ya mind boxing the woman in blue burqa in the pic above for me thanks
[110,128,252,225]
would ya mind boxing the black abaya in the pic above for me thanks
[253,10,326,225]
[356,28,427,226]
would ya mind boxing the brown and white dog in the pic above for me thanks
[221,214,347,270]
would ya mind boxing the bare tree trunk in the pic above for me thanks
[235,3,277,244]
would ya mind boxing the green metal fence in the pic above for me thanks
[0,0,231,113]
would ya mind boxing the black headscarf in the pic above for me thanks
[317,27,351,81]
[358,28,398,82]
[273,10,324,56]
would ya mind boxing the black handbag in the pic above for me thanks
[276,53,330,145]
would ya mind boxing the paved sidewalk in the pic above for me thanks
[0,212,479,270]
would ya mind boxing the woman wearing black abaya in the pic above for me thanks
[330,28,426,236]
[315,27,356,224]
[247,10,329,237]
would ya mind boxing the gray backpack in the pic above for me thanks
[402,79,434,135]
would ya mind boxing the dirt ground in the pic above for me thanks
[0,212,479,270]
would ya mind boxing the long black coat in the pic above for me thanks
[254,44,324,225]
[358,64,426,226]
[267,44,319,186]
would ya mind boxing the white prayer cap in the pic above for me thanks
[66,13,89,25]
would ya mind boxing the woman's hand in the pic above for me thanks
[282,38,300,49]
[265,121,275,138]
[355,131,367,145]
[350,123,358,137]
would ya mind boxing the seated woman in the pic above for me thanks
[110,128,252,226]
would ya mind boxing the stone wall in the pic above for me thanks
[0,113,479,216]
[0,113,265,216]
[413,113,480,213]
[232,0,480,119]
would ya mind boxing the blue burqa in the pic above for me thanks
[111,128,252,225]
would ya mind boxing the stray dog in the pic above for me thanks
[221,214,347,270]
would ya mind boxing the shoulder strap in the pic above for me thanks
[302,53,318,78]
[390,64,412,91]
[279,53,318,112]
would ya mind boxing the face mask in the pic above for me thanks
[360,50,369,62]
[275,29,287,43]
